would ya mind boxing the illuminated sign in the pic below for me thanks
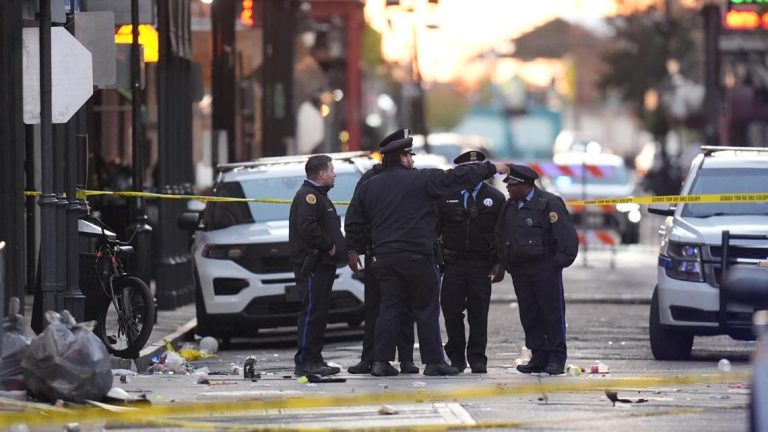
[725,0,768,30]
[241,0,255,27]
[114,25,159,63]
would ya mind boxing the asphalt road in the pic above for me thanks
[94,245,756,431]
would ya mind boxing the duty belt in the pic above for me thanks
[443,249,491,261]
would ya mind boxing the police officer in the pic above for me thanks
[436,150,506,374]
[289,155,346,377]
[346,145,417,375]
[496,163,578,375]
[346,129,510,376]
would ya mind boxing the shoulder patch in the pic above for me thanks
[483,198,493,207]
[549,211,558,223]
[306,194,317,204]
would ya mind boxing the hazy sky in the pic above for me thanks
[364,0,621,82]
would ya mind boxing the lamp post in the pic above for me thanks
[126,0,153,287]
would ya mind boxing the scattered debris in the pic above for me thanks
[604,389,648,406]
[378,404,398,415]
[243,356,257,379]
[412,382,426,388]
[718,358,732,372]
[197,377,210,385]
[590,361,609,374]
[198,337,219,354]
[566,364,583,376]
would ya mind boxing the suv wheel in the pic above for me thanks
[650,286,693,360]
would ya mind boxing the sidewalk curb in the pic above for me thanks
[134,318,198,373]
[491,296,651,305]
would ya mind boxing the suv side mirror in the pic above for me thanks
[648,204,675,216]
[178,212,200,231]
[721,266,768,309]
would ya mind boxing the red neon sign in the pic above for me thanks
[240,0,254,26]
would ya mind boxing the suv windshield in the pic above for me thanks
[682,167,768,217]
[240,171,361,223]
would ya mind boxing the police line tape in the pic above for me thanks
[22,190,768,207]
[0,372,749,429]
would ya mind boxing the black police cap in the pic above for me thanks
[379,128,414,155]
[503,163,539,184]
[453,150,486,165]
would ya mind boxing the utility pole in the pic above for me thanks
[38,0,60,315]
[127,0,153,286]
[0,0,25,314]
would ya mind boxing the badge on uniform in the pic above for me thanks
[549,211,558,223]
[483,198,493,207]
[525,218,533,226]
[306,194,317,204]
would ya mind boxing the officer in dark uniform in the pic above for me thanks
[289,155,347,377]
[496,163,578,375]
[346,138,417,375]
[346,129,510,377]
[436,150,506,374]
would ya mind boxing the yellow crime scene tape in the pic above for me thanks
[0,372,749,429]
[22,190,768,207]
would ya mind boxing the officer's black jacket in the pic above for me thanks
[495,186,578,269]
[289,180,346,266]
[344,164,384,254]
[345,161,498,256]
[436,182,505,260]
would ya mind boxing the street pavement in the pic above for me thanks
[85,244,755,431]
[11,235,753,431]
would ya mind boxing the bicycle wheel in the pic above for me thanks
[95,276,156,358]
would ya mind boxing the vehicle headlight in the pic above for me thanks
[202,244,247,260]
[660,242,703,282]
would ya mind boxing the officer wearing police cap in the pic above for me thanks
[345,129,418,375]
[345,129,511,377]
[495,163,578,375]
[435,150,505,373]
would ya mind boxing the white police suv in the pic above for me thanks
[649,146,768,360]
[187,152,375,342]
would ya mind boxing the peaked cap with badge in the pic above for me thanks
[503,163,539,185]
[453,150,486,165]
[378,128,414,155]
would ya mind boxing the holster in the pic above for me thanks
[299,249,319,276]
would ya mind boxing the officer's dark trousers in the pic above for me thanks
[294,263,336,366]
[510,258,567,366]
[441,260,492,367]
[372,253,444,364]
[360,254,415,363]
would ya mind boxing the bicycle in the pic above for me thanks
[85,215,156,358]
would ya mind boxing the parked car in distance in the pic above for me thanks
[538,151,641,244]
[648,146,768,360]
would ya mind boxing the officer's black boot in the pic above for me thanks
[424,362,460,376]
[371,361,399,377]
[348,360,372,374]
[516,356,547,374]
[543,361,565,376]
[400,361,419,374]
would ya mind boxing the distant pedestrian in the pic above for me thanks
[496,163,578,375]
[289,155,346,377]
[436,150,506,374]
[346,129,510,376]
